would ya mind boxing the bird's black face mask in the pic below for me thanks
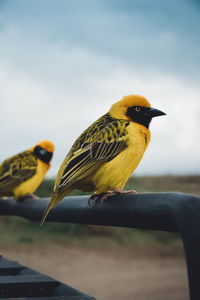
[126,106,166,129]
[33,146,53,164]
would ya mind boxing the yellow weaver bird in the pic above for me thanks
[0,140,55,201]
[42,95,165,223]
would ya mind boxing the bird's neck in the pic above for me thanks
[109,104,128,120]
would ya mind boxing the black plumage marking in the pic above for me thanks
[12,170,18,176]
[63,150,90,175]
[33,146,53,164]
[59,149,91,187]
[0,175,10,183]
[126,106,152,129]
[90,127,98,135]
[81,142,89,149]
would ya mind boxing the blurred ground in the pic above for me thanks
[0,175,198,300]
[1,242,188,300]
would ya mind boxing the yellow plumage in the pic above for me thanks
[13,159,50,199]
[92,122,150,193]
[0,140,55,201]
[42,95,165,223]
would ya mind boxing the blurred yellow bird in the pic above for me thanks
[42,95,165,223]
[0,140,55,201]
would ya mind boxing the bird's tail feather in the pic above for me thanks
[41,191,65,225]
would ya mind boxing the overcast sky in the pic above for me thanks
[0,0,200,177]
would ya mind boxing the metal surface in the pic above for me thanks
[0,192,200,299]
[0,256,96,299]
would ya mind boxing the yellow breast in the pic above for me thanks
[13,159,50,200]
[92,122,150,193]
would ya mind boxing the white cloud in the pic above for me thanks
[0,0,200,177]
[1,48,200,176]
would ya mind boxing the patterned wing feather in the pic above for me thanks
[0,150,37,195]
[57,114,130,191]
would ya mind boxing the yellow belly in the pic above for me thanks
[92,123,150,193]
[13,160,49,200]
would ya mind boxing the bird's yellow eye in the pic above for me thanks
[135,106,141,112]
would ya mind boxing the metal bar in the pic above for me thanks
[3,296,95,300]
[5,298,94,300]
[0,192,187,230]
[0,274,59,298]
[0,256,96,299]
[0,192,200,300]
[0,257,24,275]
[11,298,95,300]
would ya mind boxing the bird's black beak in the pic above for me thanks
[149,107,166,118]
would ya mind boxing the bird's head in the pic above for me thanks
[109,95,166,129]
[30,140,55,165]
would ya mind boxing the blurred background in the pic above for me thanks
[0,0,200,299]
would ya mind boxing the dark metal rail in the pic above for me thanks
[0,192,200,299]
[0,255,95,299]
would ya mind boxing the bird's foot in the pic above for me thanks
[88,194,98,206]
[88,188,137,206]
[27,193,39,199]
[100,192,119,203]
[17,194,39,202]
[88,192,116,205]
[109,188,137,194]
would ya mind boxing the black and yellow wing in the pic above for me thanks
[0,150,37,196]
[41,114,130,224]
[56,114,130,192]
